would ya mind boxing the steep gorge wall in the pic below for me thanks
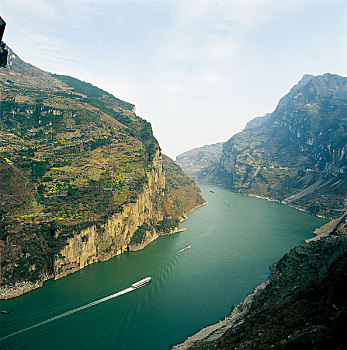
[176,74,346,217]
[0,50,205,299]
[215,74,347,217]
[54,150,166,279]
[0,151,196,298]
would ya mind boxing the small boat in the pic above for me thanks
[131,277,151,289]
[210,190,214,193]
[1,310,9,314]
[178,245,191,253]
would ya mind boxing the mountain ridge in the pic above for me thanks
[176,73,347,217]
[0,48,204,298]
[175,142,224,183]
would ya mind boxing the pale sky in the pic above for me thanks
[1,0,346,158]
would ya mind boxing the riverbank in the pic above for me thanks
[172,282,268,350]
[0,279,48,300]
[198,182,330,218]
[0,202,205,300]
[0,184,327,350]
[246,193,329,218]
[172,212,347,349]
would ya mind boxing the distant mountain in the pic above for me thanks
[219,73,346,217]
[244,113,271,130]
[0,48,204,298]
[174,74,347,350]
[175,143,224,183]
[177,73,347,217]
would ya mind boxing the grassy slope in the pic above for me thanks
[0,50,203,286]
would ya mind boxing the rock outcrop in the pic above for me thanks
[53,150,166,279]
[0,49,204,298]
[217,74,346,217]
[173,213,347,350]
[176,74,347,217]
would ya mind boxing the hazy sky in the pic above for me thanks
[1,0,346,158]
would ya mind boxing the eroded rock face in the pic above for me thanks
[217,74,347,217]
[177,74,347,217]
[0,150,204,298]
[0,49,205,299]
[54,151,166,279]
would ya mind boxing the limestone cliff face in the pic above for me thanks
[54,150,166,279]
[0,150,204,299]
[0,49,205,298]
[217,74,346,217]
[54,152,206,280]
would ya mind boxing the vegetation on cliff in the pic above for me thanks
[0,49,203,293]
[128,155,205,245]
[163,155,205,217]
[177,74,347,218]
[220,74,347,217]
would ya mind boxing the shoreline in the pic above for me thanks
[246,193,329,218]
[183,200,208,217]
[0,279,48,300]
[172,281,268,349]
[0,201,206,300]
[161,201,208,236]
[198,182,329,219]
[172,212,345,349]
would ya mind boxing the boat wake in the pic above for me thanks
[0,287,135,342]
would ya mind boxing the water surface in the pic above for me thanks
[0,184,327,349]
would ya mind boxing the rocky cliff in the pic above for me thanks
[173,212,347,350]
[219,74,346,217]
[0,49,204,298]
[177,74,347,217]
[53,150,167,280]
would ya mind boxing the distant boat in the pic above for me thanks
[1,310,9,314]
[210,190,214,193]
[178,245,191,253]
[131,277,151,289]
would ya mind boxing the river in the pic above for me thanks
[0,184,327,349]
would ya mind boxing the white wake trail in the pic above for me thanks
[0,287,135,341]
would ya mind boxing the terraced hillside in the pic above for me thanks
[0,49,204,297]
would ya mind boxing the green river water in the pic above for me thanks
[0,184,327,349]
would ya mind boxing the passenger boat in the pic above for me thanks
[131,277,151,289]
